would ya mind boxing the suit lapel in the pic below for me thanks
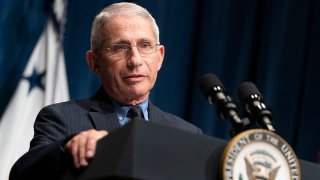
[149,102,182,130]
[89,112,120,132]
[148,103,169,126]
[88,87,120,132]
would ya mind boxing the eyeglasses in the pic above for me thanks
[100,42,160,60]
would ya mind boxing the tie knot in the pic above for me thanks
[127,106,144,120]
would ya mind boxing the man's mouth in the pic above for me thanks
[124,74,146,82]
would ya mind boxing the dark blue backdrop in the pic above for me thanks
[1,0,320,163]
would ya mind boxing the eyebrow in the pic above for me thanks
[111,38,153,45]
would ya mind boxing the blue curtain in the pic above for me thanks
[1,0,320,163]
[0,0,48,115]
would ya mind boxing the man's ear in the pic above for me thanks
[157,45,165,71]
[86,50,100,75]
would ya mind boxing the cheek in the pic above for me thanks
[99,61,121,85]
[147,62,160,82]
[152,56,163,73]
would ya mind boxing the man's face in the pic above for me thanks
[92,15,164,105]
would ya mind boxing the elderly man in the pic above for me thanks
[10,2,202,179]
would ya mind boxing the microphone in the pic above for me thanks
[199,73,247,136]
[237,82,275,132]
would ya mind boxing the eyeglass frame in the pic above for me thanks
[97,42,161,60]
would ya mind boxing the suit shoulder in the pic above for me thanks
[164,112,202,133]
[40,99,91,113]
[150,104,203,134]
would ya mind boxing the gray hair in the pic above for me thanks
[90,2,160,51]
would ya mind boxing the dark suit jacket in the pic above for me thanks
[10,88,202,180]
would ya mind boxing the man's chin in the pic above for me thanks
[125,90,149,103]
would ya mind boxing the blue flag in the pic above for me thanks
[0,0,69,179]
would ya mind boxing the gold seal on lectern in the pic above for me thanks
[221,129,300,180]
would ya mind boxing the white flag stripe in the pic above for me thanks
[0,29,47,180]
[0,0,69,179]
[45,17,69,105]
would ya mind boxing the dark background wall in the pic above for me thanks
[1,0,320,163]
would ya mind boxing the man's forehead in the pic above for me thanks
[105,14,151,27]
[102,16,156,45]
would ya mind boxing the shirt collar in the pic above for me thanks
[110,98,149,126]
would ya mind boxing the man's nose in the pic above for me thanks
[127,46,143,68]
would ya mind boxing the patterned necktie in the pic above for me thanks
[126,106,145,120]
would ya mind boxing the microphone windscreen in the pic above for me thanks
[237,82,263,103]
[199,73,224,97]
